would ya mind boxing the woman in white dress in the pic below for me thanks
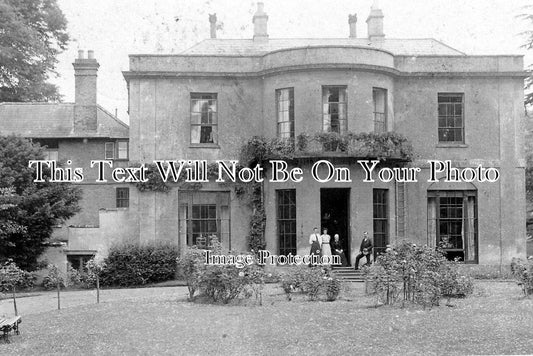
[320,228,332,266]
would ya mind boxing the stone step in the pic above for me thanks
[331,268,366,282]
[336,277,365,283]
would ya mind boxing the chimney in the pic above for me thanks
[72,50,99,132]
[366,1,384,42]
[209,13,217,39]
[348,14,357,38]
[253,2,268,42]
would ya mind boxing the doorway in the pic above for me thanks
[320,188,350,265]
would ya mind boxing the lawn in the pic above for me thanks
[0,281,532,355]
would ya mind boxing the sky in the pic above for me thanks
[52,0,533,124]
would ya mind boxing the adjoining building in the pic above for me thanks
[96,2,525,268]
[0,50,130,271]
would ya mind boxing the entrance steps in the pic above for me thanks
[332,267,366,282]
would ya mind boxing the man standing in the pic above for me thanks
[309,227,322,266]
[354,231,373,270]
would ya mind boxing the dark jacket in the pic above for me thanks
[359,237,373,252]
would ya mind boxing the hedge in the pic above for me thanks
[100,242,179,287]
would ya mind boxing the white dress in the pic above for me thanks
[321,234,332,264]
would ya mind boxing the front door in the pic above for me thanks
[320,188,350,265]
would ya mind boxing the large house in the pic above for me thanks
[120,2,527,268]
[5,2,522,270]
[0,51,130,270]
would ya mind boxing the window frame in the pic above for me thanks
[437,93,465,144]
[105,141,129,160]
[372,87,388,133]
[373,189,389,258]
[277,189,297,256]
[322,86,348,134]
[116,141,129,160]
[427,190,478,263]
[116,187,130,208]
[67,254,95,272]
[105,142,115,160]
[179,191,231,249]
[190,93,219,147]
[275,88,295,140]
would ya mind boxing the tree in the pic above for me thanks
[520,6,533,234]
[0,260,34,315]
[0,135,81,270]
[0,0,69,102]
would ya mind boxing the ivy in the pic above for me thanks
[241,131,413,165]
[135,163,171,193]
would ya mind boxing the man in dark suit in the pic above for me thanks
[354,231,373,270]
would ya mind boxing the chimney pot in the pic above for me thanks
[78,50,85,59]
[209,13,217,39]
[348,14,357,38]
[87,50,94,59]
[253,2,268,42]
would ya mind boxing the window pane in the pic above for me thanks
[200,126,214,143]
[191,100,201,113]
[191,126,201,143]
[191,113,203,125]
[208,100,217,112]
[192,206,201,219]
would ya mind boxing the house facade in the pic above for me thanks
[122,3,526,268]
[0,51,130,271]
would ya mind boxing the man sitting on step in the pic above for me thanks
[354,231,373,270]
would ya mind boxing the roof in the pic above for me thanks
[180,38,467,57]
[0,103,128,139]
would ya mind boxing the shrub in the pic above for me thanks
[178,241,273,304]
[177,246,205,300]
[511,257,533,296]
[440,262,474,298]
[241,264,270,305]
[83,257,105,288]
[0,260,35,293]
[324,277,342,301]
[197,253,269,304]
[199,264,248,304]
[279,266,342,301]
[100,242,179,287]
[300,267,326,300]
[42,264,65,290]
[365,240,473,307]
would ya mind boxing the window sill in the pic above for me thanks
[436,143,468,148]
[189,144,220,149]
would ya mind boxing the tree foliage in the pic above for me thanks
[0,0,69,102]
[520,6,533,106]
[0,135,81,270]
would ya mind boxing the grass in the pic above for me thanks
[0,282,532,355]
